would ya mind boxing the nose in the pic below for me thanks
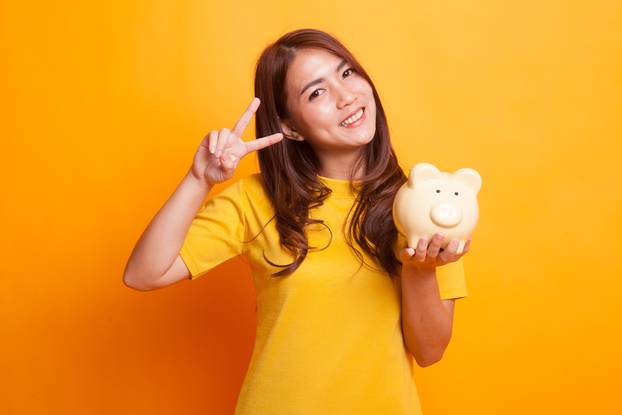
[430,202,462,228]
[336,86,356,109]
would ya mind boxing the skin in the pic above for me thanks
[280,48,474,366]
[279,47,377,180]
[400,233,473,272]
[398,233,473,366]
[203,97,284,185]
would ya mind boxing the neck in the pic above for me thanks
[316,147,365,180]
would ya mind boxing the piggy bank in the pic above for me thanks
[392,162,482,254]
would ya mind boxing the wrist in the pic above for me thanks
[402,263,436,279]
[185,168,211,190]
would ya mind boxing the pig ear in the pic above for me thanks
[408,163,442,188]
[452,168,482,194]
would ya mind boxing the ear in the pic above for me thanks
[279,118,304,141]
[408,162,441,188]
[452,167,482,194]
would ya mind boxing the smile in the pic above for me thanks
[339,107,365,128]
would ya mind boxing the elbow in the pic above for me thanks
[122,260,151,291]
[123,273,154,291]
[409,330,453,367]
[410,341,449,367]
[414,349,445,367]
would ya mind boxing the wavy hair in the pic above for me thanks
[251,28,407,279]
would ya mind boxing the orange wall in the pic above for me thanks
[2,1,621,413]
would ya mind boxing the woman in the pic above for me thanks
[124,28,471,414]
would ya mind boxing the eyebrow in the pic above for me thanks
[299,58,349,97]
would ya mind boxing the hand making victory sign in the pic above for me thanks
[190,97,284,186]
[399,233,473,273]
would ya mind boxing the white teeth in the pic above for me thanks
[340,108,364,127]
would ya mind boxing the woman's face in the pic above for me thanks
[281,48,377,153]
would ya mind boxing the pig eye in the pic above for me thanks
[436,189,440,193]
[454,192,459,195]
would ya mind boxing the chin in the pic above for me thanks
[360,128,377,143]
[362,134,376,146]
[349,133,375,148]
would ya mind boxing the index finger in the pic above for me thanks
[232,97,260,138]
[243,132,284,155]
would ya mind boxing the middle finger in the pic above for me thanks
[439,239,460,262]
[427,233,444,259]
[231,97,260,138]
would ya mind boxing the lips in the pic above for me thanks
[339,106,365,126]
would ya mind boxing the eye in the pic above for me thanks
[308,68,356,101]
[436,189,440,193]
[309,89,324,100]
[454,191,459,195]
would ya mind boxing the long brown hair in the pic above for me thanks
[251,28,407,279]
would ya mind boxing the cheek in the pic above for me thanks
[355,78,373,94]
[302,104,337,129]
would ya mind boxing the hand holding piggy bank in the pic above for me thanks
[392,162,482,255]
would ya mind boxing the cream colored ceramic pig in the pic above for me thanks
[392,162,482,254]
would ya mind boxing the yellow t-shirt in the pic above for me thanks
[180,172,468,415]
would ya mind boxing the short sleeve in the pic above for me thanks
[436,257,468,299]
[179,178,246,280]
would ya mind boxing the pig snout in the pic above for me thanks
[430,202,462,228]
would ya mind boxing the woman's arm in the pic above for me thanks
[122,98,283,291]
[122,169,211,290]
[398,233,470,366]
[399,266,455,367]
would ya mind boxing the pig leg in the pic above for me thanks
[456,240,466,254]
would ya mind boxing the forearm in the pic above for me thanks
[400,266,452,366]
[123,168,211,286]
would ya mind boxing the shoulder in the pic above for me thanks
[215,173,263,195]
[235,173,271,208]
[237,173,264,197]
[240,172,264,190]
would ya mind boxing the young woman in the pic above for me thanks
[124,28,471,415]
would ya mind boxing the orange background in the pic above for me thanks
[2,1,621,414]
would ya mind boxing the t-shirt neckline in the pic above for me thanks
[316,174,362,198]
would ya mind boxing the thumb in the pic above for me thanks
[222,153,238,170]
